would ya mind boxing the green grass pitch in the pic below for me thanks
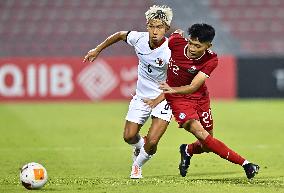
[0,100,283,193]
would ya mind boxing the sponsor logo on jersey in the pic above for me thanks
[188,66,197,74]
[179,112,186,119]
[155,58,164,66]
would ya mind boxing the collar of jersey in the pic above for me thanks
[148,37,167,50]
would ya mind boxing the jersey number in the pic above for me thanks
[201,109,213,128]
[147,64,152,73]
[161,103,170,115]
[164,103,170,110]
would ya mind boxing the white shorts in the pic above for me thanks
[125,95,172,125]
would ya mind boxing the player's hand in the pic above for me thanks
[159,82,177,93]
[174,29,184,37]
[83,48,100,62]
[143,98,158,109]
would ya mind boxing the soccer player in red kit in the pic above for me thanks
[145,23,259,179]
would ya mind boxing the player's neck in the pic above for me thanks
[149,37,166,50]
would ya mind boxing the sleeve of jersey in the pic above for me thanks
[200,57,218,78]
[168,33,182,50]
[126,31,140,46]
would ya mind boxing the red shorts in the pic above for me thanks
[168,97,213,131]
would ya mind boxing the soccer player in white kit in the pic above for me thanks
[83,5,173,179]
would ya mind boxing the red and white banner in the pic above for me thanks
[0,56,236,102]
[0,57,138,101]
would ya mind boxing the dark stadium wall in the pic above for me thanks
[237,57,284,98]
[0,56,236,101]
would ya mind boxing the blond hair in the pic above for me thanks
[145,5,173,27]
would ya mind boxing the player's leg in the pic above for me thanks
[123,120,142,144]
[125,96,151,163]
[123,121,145,161]
[185,140,207,156]
[130,100,171,179]
[183,119,259,179]
[184,119,245,165]
[186,106,214,156]
[124,121,145,180]
[135,117,169,165]
[179,117,210,177]
[168,99,198,177]
[145,117,169,154]
[131,117,169,179]
[142,100,171,155]
[186,130,213,156]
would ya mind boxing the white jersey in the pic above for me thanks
[126,31,171,99]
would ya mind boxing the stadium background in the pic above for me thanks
[0,1,284,193]
[0,0,283,101]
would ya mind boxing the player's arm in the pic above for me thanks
[143,93,165,108]
[160,71,207,94]
[83,31,128,62]
[173,29,184,37]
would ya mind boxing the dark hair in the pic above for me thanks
[187,23,215,43]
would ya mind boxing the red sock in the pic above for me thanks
[201,135,245,165]
[186,140,205,156]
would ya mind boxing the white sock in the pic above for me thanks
[242,160,250,166]
[185,144,191,157]
[134,146,152,167]
[131,136,144,149]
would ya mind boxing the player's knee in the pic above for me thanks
[146,137,159,148]
[123,133,136,144]
[144,138,158,155]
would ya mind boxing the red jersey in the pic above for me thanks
[166,33,218,100]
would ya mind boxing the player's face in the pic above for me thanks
[147,19,167,47]
[187,38,211,59]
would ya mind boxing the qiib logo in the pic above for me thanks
[77,59,119,100]
[0,63,73,97]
